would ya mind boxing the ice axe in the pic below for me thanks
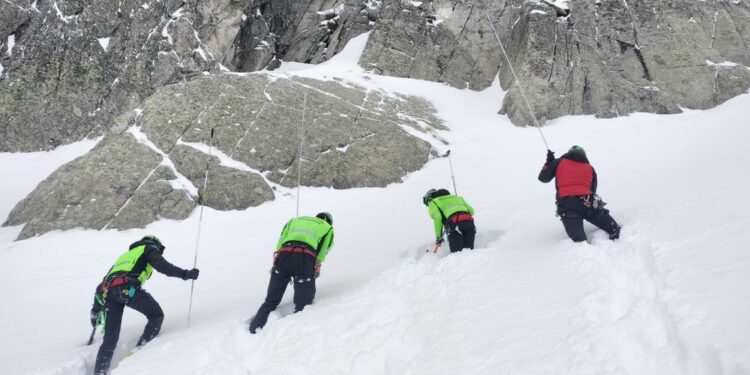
[86,326,96,346]
[431,242,441,254]
[425,231,445,254]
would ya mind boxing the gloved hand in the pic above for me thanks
[90,310,100,327]
[315,262,321,279]
[436,237,444,246]
[546,149,555,163]
[182,268,200,280]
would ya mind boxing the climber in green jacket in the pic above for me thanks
[90,235,199,375]
[424,188,476,253]
[249,212,335,333]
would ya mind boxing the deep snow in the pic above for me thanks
[1,34,749,375]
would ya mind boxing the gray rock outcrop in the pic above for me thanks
[4,133,164,239]
[169,144,273,211]
[359,0,503,90]
[359,0,750,125]
[0,0,219,152]
[108,165,196,230]
[231,0,378,71]
[0,0,380,152]
[3,73,443,240]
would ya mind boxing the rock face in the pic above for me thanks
[359,0,750,124]
[5,0,749,239]
[0,0,379,152]
[169,144,273,211]
[0,0,219,152]
[3,133,165,239]
[4,0,747,150]
[3,73,443,240]
[360,0,503,90]
[107,165,196,231]
[232,0,379,71]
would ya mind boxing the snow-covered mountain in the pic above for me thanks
[1,34,748,375]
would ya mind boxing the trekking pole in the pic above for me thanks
[187,127,215,328]
[86,326,96,346]
[296,92,308,217]
[486,15,551,151]
[444,150,458,195]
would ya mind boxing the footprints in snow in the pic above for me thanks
[565,232,692,374]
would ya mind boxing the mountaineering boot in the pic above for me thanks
[609,226,622,240]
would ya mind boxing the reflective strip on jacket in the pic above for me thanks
[276,216,335,263]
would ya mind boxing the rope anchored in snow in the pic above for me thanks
[486,14,552,151]
[188,127,215,328]
[296,92,308,217]
[444,150,458,195]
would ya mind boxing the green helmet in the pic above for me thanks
[142,235,161,244]
[568,145,585,155]
[422,189,437,206]
[141,235,165,252]
[316,212,333,225]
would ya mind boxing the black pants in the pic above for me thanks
[558,196,620,243]
[94,287,164,375]
[447,220,476,253]
[249,252,316,334]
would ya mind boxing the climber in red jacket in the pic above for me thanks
[538,145,621,243]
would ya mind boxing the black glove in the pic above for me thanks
[182,268,200,280]
[546,149,555,163]
[315,262,321,279]
[436,237,444,246]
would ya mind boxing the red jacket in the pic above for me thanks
[556,158,593,197]
[538,152,598,199]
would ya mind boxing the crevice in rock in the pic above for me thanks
[713,68,719,104]
[344,89,369,147]
[51,36,69,94]
[165,91,227,155]
[9,17,32,40]
[230,100,268,158]
[548,21,558,82]
[711,0,718,49]
[619,0,651,83]
[633,45,652,81]
[617,39,652,81]
[582,73,590,107]
[101,156,162,230]
[565,23,575,67]
[285,78,372,114]
[540,0,570,17]
[440,4,475,84]
[593,1,601,48]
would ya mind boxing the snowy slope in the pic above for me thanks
[1,34,749,375]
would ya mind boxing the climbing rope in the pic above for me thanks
[486,14,551,150]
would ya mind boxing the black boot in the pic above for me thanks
[609,225,622,240]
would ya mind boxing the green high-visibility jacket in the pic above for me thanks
[428,195,475,237]
[276,216,334,263]
[107,245,154,285]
